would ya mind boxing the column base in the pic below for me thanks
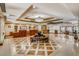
[0,43,3,46]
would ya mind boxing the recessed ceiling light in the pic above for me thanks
[33,5,36,9]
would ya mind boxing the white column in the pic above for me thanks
[27,25,29,31]
[38,25,42,31]
[78,19,79,33]
[26,25,31,46]
[60,26,61,34]
[0,16,5,45]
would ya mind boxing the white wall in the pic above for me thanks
[48,24,61,33]
[48,23,78,33]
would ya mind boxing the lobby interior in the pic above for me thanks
[0,3,79,56]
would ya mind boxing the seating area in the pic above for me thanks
[31,32,49,43]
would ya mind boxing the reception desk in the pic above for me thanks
[10,30,27,38]
[30,30,38,36]
[10,30,38,38]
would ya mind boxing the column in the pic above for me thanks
[38,24,42,31]
[60,26,61,34]
[0,3,6,46]
[0,16,5,45]
[78,19,79,33]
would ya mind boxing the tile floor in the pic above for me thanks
[11,39,58,56]
[0,34,79,56]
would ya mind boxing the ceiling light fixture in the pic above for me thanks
[35,17,43,22]
[33,5,36,9]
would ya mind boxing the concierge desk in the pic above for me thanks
[10,30,38,38]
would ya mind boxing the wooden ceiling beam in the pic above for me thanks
[17,18,63,24]
[18,5,33,19]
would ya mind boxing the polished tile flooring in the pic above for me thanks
[0,34,79,56]
[10,37,58,56]
[14,42,58,56]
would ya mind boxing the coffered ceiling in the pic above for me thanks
[1,3,79,24]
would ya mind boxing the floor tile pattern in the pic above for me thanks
[10,37,58,56]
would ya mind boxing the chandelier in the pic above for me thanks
[35,17,43,22]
